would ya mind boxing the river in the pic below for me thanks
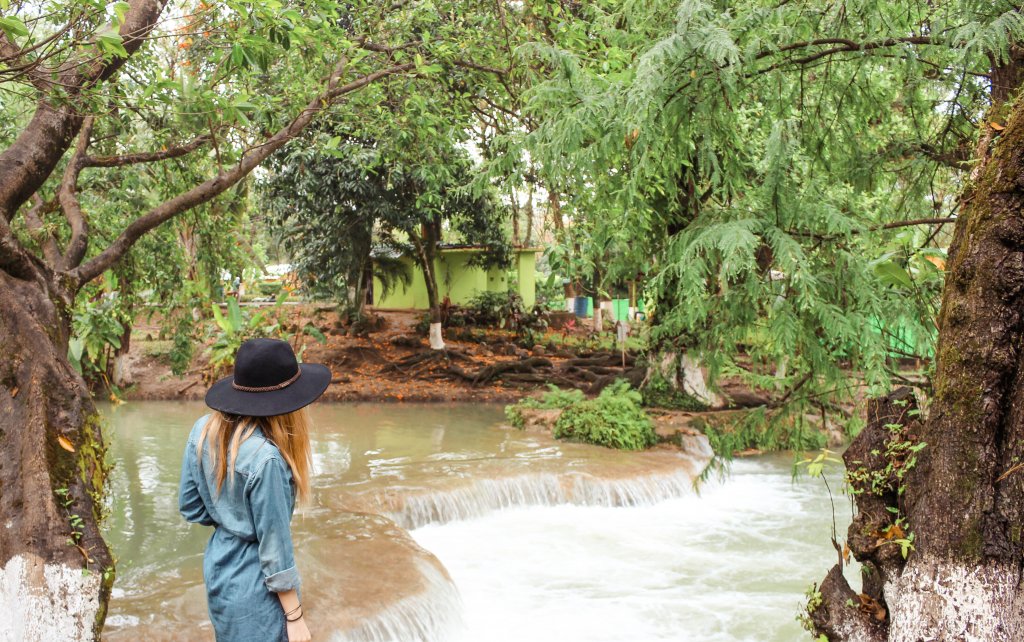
[99,401,852,641]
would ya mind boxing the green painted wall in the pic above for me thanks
[517,251,536,308]
[372,249,538,310]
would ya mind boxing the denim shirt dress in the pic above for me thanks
[178,415,300,641]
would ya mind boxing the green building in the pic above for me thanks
[371,246,540,310]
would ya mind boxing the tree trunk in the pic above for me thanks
[414,221,445,350]
[548,189,564,238]
[511,194,521,245]
[0,271,113,640]
[111,321,133,389]
[646,351,722,408]
[814,83,1024,641]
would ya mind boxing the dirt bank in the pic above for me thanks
[119,307,637,404]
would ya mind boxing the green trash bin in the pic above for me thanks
[612,299,629,322]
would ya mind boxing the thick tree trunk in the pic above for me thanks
[815,85,1024,641]
[0,271,113,640]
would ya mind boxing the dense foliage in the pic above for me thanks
[481,0,1024,429]
[553,380,657,450]
[507,381,657,451]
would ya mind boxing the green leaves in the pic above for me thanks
[0,16,28,39]
[111,2,130,26]
[873,259,914,290]
[96,31,128,58]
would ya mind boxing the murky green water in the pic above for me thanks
[99,401,852,641]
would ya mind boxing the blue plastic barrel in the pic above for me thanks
[573,296,590,318]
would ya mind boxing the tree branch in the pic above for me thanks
[70,59,415,287]
[59,117,94,269]
[877,217,956,231]
[786,217,957,242]
[759,37,934,74]
[0,31,55,90]
[82,134,211,168]
[452,58,508,76]
[908,142,973,170]
[0,0,166,221]
[758,37,933,60]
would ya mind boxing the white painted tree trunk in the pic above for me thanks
[679,353,722,407]
[773,356,788,390]
[428,322,445,350]
[886,558,1023,642]
[0,554,101,641]
[112,353,132,388]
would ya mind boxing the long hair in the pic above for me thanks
[196,407,313,503]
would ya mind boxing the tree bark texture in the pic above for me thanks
[0,270,112,640]
[815,88,1024,642]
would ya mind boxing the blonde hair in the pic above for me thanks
[197,407,313,504]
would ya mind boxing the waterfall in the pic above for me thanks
[334,437,716,530]
[330,559,462,642]
[384,469,703,529]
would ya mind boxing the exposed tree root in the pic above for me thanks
[447,356,554,386]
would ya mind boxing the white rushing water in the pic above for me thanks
[412,457,853,642]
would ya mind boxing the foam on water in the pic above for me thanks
[412,457,853,642]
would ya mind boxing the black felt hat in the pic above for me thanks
[205,338,331,417]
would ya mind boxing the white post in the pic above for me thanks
[428,322,445,350]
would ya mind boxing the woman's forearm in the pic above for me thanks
[277,588,311,641]
[277,588,301,616]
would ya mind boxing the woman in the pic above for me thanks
[179,338,331,641]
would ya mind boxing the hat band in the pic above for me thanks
[231,368,302,392]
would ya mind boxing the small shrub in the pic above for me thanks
[553,380,657,450]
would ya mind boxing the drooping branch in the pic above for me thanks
[82,134,211,168]
[69,59,416,287]
[59,117,93,270]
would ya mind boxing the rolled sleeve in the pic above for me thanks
[247,456,301,593]
[178,440,214,526]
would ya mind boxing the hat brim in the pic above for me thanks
[205,363,332,417]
